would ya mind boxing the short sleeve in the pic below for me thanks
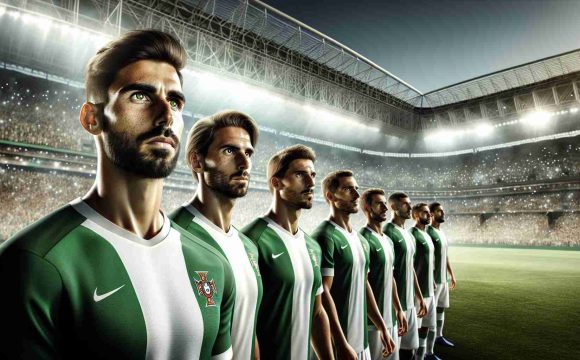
[318,233,335,277]
[0,250,63,359]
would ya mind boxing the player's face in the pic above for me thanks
[332,176,360,214]
[368,194,388,222]
[415,205,431,225]
[278,159,316,209]
[101,60,185,178]
[433,206,445,223]
[201,126,254,198]
[395,197,412,219]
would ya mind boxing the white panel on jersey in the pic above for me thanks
[330,221,367,353]
[71,199,204,360]
[264,217,316,360]
[391,223,416,311]
[367,227,395,328]
[185,205,258,360]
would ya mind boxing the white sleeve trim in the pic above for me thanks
[212,347,233,360]
[321,268,334,277]
[316,285,324,295]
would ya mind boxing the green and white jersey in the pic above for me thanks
[312,220,370,353]
[169,205,263,360]
[383,222,416,311]
[426,226,448,285]
[359,227,396,329]
[241,217,323,360]
[0,198,234,360]
[410,227,435,298]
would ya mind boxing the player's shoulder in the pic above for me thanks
[171,221,230,265]
[0,202,85,259]
[311,220,336,241]
[358,226,372,240]
[232,225,259,253]
[167,205,194,228]
[383,223,403,242]
[240,217,269,244]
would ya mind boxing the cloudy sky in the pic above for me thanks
[263,0,580,93]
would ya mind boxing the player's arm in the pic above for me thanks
[413,270,427,318]
[254,336,260,360]
[392,277,408,336]
[0,250,62,359]
[321,276,357,360]
[365,275,395,357]
[311,294,334,360]
[447,259,457,290]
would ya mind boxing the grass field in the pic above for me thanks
[434,246,580,360]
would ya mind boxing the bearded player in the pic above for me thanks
[169,110,263,360]
[409,203,439,360]
[312,170,395,360]
[359,189,408,360]
[0,30,235,359]
[242,144,333,360]
[427,202,457,350]
[383,193,427,360]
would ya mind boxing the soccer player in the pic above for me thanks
[383,192,427,360]
[359,188,408,360]
[409,203,439,360]
[241,144,333,360]
[312,170,395,360]
[0,30,235,359]
[427,202,457,349]
[169,110,263,360]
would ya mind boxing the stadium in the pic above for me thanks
[0,0,578,359]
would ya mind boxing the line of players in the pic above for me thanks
[0,30,456,360]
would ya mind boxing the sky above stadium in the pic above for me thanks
[264,0,580,93]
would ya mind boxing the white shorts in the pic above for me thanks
[357,347,371,360]
[435,282,450,308]
[417,296,436,329]
[399,307,418,350]
[369,326,399,360]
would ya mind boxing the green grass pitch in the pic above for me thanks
[434,246,580,360]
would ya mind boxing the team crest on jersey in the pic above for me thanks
[194,271,217,307]
[248,252,261,277]
[309,248,319,268]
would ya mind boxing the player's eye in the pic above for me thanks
[224,148,234,155]
[131,92,150,103]
[168,99,181,110]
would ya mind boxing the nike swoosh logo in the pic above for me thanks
[272,252,285,259]
[94,285,125,302]
[377,248,383,252]
[341,244,349,249]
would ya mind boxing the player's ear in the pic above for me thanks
[270,176,281,190]
[80,102,102,135]
[189,152,204,176]
[325,190,334,203]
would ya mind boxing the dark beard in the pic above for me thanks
[204,168,249,198]
[282,188,313,210]
[420,217,430,225]
[103,124,179,179]
[436,216,445,223]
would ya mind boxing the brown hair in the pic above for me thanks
[186,110,259,173]
[85,29,187,103]
[267,144,316,192]
[361,188,385,207]
[412,202,429,216]
[429,202,442,212]
[321,170,353,203]
[387,192,409,205]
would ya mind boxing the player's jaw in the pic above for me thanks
[289,187,314,209]
[103,124,180,178]
[205,167,250,199]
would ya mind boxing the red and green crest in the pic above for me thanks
[194,271,217,307]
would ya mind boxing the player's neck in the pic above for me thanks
[267,198,301,235]
[431,221,441,229]
[415,222,426,231]
[391,215,406,228]
[190,183,235,233]
[83,159,164,239]
[366,219,383,236]
[329,209,352,233]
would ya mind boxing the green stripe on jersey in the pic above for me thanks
[241,217,323,360]
[426,226,449,284]
[312,220,370,353]
[360,227,396,328]
[0,199,234,360]
[410,227,435,298]
[383,222,416,310]
[170,205,262,360]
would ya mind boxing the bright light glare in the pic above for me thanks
[523,111,552,128]
[475,123,494,137]
[0,7,6,16]
[571,107,578,113]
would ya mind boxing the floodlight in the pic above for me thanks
[475,123,494,137]
[523,111,552,128]
[0,6,6,16]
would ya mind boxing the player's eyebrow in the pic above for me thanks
[119,83,186,104]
